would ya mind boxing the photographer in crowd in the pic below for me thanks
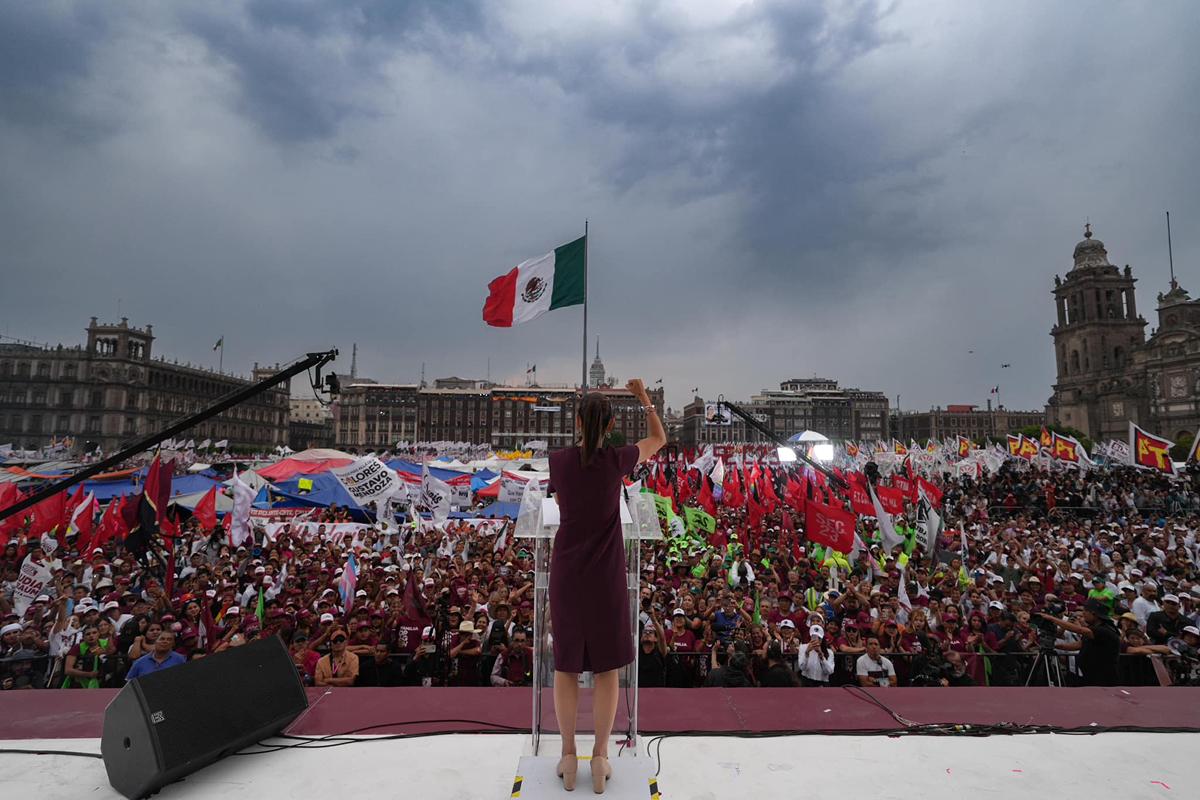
[1036,598,1121,686]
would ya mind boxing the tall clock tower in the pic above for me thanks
[1048,225,1148,439]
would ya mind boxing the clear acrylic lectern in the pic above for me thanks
[513,486,663,759]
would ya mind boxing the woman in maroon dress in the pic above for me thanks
[550,380,665,793]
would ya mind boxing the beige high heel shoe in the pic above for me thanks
[590,755,611,794]
[556,755,578,791]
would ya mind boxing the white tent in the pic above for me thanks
[221,469,272,491]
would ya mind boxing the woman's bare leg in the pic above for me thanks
[554,670,579,756]
[591,669,619,758]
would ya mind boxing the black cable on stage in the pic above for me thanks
[0,748,103,759]
[235,718,530,755]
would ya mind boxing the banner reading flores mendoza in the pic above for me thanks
[482,236,585,327]
[331,456,402,506]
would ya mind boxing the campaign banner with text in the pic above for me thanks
[332,457,403,506]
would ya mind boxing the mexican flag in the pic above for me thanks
[482,236,586,327]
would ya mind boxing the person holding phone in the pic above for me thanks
[798,624,835,686]
[549,380,666,793]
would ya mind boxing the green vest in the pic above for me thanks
[62,640,102,689]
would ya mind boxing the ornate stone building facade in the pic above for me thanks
[0,318,288,454]
[676,378,890,447]
[1048,226,1200,441]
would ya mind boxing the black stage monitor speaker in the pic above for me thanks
[101,635,308,799]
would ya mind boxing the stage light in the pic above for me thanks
[812,443,835,463]
[777,446,797,463]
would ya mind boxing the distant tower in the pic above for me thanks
[589,336,606,387]
[1048,224,1146,439]
[350,343,358,379]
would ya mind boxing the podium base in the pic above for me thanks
[510,756,660,799]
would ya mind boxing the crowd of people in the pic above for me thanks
[3,455,1200,691]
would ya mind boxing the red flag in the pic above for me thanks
[723,467,742,508]
[847,480,875,517]
[655,467,671,498]
[892,474,915,502]
[0,483,25,544]
[805,500,856,553]
[1050,433,1080,463]
[781,506,795,538]
[678,469,694,505]
[761,466,780,507]
[27,491,67,537]
[785,476,807,515]
[68,492,97,547]
[916,476,943,508]
[698,476,716,516]
[875,485,906,516]
[1130,423,1175,475]
[93,496,128,555]
[1040,426,1053,448]
[194,486,219,530]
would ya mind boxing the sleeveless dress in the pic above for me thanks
[548,444,639,673]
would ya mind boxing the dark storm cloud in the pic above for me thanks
[1,1,1198,417]
[178,0,486,143]
[0,2,111,140]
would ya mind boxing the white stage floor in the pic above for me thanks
[1,733,1194,799]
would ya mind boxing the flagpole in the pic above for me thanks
[582,219,589,392]
[219,337,224,374]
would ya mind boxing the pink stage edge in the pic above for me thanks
[1,687,1198,741]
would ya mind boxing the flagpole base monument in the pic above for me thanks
[509,485,663,798]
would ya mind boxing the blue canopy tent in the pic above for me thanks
[470,471,499,494]
[85,474,221,503]
[385,459,472,483]
[270,472,359,509]
[476,501,520,519]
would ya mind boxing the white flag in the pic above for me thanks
[229,468,255,547]
[868,483,905,553]
[417,465,452,527]
[214,439,229,449]
[199,439,212,450]
[710,458,725,488]
[690,445,716,476]
[331,456,402,507]
[66,491,96,538]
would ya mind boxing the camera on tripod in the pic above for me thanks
[1033,601,1065,651]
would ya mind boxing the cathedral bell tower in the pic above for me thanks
[1048,225,1147,439]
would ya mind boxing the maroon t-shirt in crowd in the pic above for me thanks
[665,628,697,652]
[392,617,427,655]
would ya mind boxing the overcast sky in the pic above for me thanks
[3,1,1199,415]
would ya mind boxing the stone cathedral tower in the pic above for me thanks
[1048,225,1148,440]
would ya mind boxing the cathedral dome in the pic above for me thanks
[1072,224,1111,269]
